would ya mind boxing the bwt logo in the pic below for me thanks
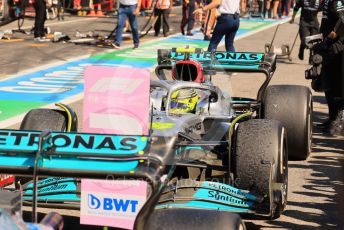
[88,194,139,213]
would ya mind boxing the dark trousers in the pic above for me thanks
[187,0,195,31]
[154,9,170,35]
[208,14,240,52]
[299,17,319,56]
[33,0,47,38]
[180,1,195,32]
[280,0,289,16]
[322,52,344,120]
[181,4,188,31]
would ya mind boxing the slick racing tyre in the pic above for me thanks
[263,85,312,160]
[16,108,69,189]
[20,108,68,131]
[234,119,288,219]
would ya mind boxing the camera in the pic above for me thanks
[305,53,323,79]
[303,34,325,91]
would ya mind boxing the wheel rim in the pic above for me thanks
[306,100,313,156]
[281,140,288,208]
[273,127,288,216]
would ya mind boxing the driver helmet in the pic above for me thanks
[172,60,205,83]
[170,88,199,114]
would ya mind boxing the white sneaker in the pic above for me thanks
[34,37,51,42]
[110,42,120,49]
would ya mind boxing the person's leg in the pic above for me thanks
[207,16,226,52]
[285,0,290,15]
[272,0,279,18]
[162,9,170,36]
[33,0,47,37]
[128,4,140,47]
[33,2,39,37]
[280,0,284,15]
[265,0,272,18]
[298,20,309,60]
[187,0,195,33]
[241,0,247,16]
[224,16,240,52]
[309,18,320,35]
[114,7,127,45]
[209,9,217,33]
[203,9,212,37]
[180,4,188,34]
[258,0,264,16]
[154,9,162,35]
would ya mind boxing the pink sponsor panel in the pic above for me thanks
[80,179,147,229]
[83,66,150,135]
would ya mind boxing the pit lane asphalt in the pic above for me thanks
[1,12,343,230]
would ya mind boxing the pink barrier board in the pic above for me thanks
[80,179,148,229]
[83,66,150,135]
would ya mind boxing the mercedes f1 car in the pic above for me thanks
[0,48,312,230]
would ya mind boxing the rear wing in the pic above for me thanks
[157,49,276,75]
[156,49,277,101]
[0,129,177,229]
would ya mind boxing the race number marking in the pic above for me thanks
[83,66,150,135]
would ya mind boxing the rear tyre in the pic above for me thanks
[234,119,288,219]
[20,108,68,131]
[263,85,312,160]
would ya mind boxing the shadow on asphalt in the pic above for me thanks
[246,109,344,230]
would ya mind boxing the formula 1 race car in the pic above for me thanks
[0,48,312,230]
[155,47,312,161]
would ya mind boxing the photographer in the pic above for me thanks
[314,0,344,135]
[290,0,322,60]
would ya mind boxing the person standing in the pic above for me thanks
[280,0,290,16]
[180,0,196,35]
[112,0,141,49]
[290,0,322,60]
[313,0,344,135]
[33,0,48,41]
[194,0,240,51]
[154,0,173,37]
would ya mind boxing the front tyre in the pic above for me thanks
[234,119,288,219]
[20,108,68,131]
